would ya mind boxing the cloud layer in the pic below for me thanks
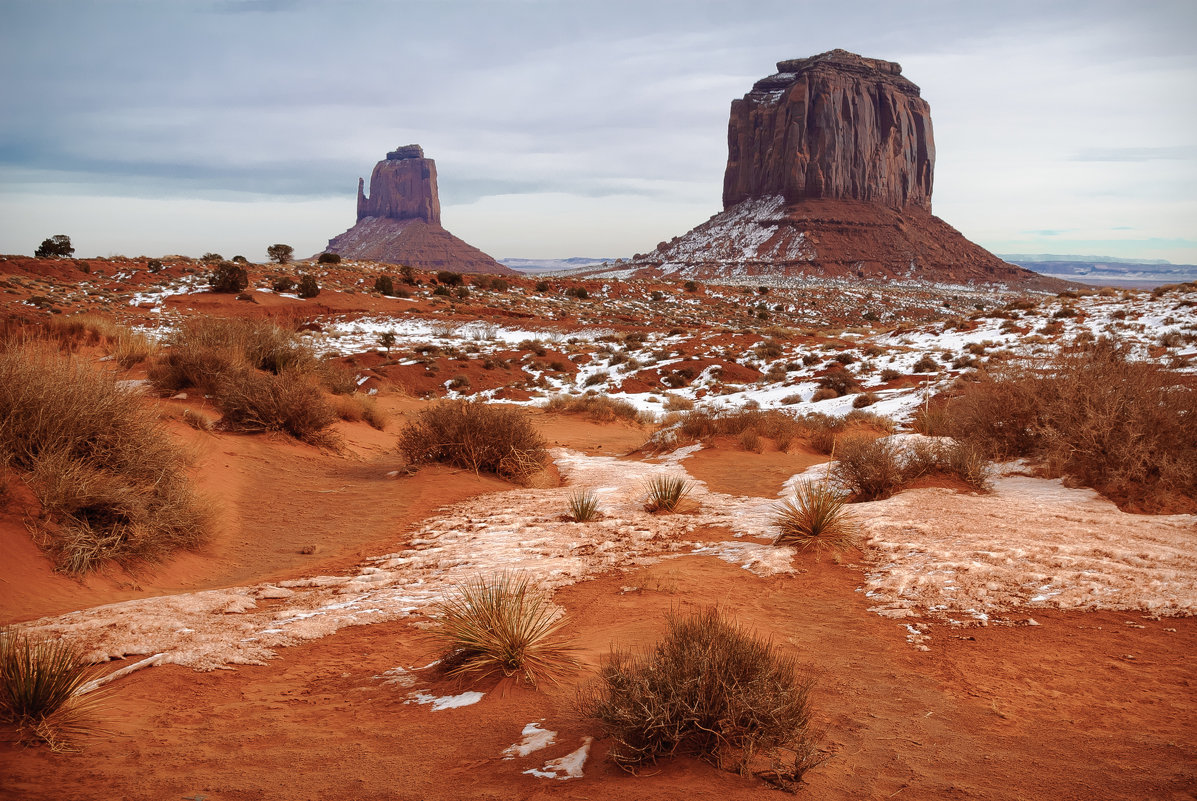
[2,0,1194,261]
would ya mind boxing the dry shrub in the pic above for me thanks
[44,315,154,367]
[399,400,547,482]
[109,328,155,368]
[545,393,644,423]
[945,342,1196,511]
[662,394,694,412]
[832,435,906,501]
[674,409,803,451]
[329,394,387,429]
[579,607,820,782]
[148,317,316,394]
[214,368,339,447]
[317,359,360,395]
[0,342,210,573]
[431,573,578,687]
[0,628,107,751]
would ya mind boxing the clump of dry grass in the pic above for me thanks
[545,392,645,423]
[431,573,578,687]
[643,476,692,513]
[0,342,211,573]
[330,394,387,430]
[567,489,601,522]
[579,607,821,783]
[774,481,855,550]
[944,342,1195,512]
[398,400,548,482]
[148,317,316,394]
[0,628,107,751]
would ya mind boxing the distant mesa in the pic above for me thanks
[325,144,514,275]
[610,49,1063,288]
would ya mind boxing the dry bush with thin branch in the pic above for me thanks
[774,481,856,550]
[945,342,1195,512]
[0,628,107,751]
[0,342,211,573]
[214,368,339,447]
[579,607,820,782]
[832,435,906,501]
[431,573,578,687]
[399,400,547,482]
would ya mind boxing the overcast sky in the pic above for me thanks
[2,0,1195,263]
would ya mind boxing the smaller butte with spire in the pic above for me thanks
[325,145,514,275]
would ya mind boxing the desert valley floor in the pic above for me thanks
[1,255,1194,800]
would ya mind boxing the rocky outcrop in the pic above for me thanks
[356,145,441,224]
[723,49,933,210]
[326,145,514,275]
[606,50,1063,288]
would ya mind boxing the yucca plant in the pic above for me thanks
[568,489,601,522]
[431,573,579,687]
[0,627,105,750]
[643,475,693,513]
[774,480,856,551]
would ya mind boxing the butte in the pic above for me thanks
[616,49,1062,288]
[324,145,515,276]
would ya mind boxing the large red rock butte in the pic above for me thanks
[325,145,515,276]
[613,49,1064,288]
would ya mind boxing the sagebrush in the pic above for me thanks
[579,607,820,782]
[398,400,547,481]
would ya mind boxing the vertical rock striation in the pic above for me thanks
[357,145,442,224]
[723,50,934,210]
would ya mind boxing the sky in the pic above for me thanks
[1,0,1195,264]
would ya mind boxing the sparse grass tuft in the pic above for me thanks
[568,489,601,522]
[774,481,855,550]
[0,627,107,751]
[0,342,211,573]
[643,475,692,513]
[431,572,579,687]
[398,400,547,482]
[579,607,821,782]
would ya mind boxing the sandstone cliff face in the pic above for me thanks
[357,144,442,224]
[327,145,514,276]
[723,49,934,210]
[610,50,1061,288]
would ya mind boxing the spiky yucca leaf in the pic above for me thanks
[432,573,579,687]
[643,475,692,513]
[774,481,856,550]
[0,628,106,750]
[568,489,601,522]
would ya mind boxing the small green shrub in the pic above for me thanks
[296,275,320,299]
[374,275,395,296]
[209,261,248,293]
[431,572,578,687]
[435,270,463,286]
[271,276,297,293]
[911,355,938,373]
[317,252,342,264]
[579,607,820,781]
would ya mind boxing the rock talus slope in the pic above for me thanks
[616,50,1063,288]
[326,145,514,275]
